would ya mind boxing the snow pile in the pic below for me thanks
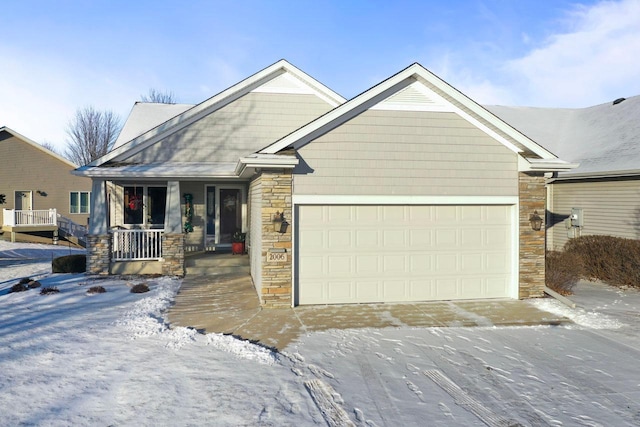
[530,298,624,329]
[115,277,181,338]
[206,333,278,365]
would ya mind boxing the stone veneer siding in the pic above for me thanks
[260,170,293,307]
[519,172,546,298]
[86,234,111,274]
[162,233,185,276]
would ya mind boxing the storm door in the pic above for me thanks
[205,185,244,248]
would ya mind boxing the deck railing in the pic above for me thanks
[112,229,163,261]
[2,209,57,227]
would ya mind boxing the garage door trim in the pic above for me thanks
[292,195,519,306]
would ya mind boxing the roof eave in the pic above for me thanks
[548,168,640,182]
[235,154,299,178]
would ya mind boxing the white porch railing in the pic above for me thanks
[2,209,57,227]
[112,229,163,261]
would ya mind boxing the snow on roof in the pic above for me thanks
[113,102,194,149]
[487,95,640,177]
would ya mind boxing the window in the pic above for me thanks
[124,186,167,226]
[70,191,90,214]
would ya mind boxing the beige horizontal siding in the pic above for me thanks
[294,110,518,196]
[548,178,640,250]
[124,93,332,163]
[0,133,91,225]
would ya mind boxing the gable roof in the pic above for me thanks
[0,126,78,168]
[259,63,575,172]
[487,95,640,178]
[76,60,346,173]
[113,102,194,149]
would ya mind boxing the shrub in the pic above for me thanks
[87,286,106,294]
[40,287,60,295]
[563,235,640,288]
[130,283,150,294]
[52,254,86,273]
[545,251,583,295]
[10,283,27,293]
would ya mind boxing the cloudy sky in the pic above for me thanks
[1,0,639,151]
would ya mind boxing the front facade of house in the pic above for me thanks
[1,127,91,243]
[75,60,574,307]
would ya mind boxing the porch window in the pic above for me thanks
[123,186,167,227]
[70,191,91,214]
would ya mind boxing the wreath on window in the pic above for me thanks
[128,194,142,211]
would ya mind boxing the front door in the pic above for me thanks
[205,185,244,249]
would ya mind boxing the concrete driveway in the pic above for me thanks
[286,281,640,426]
[168,272,569,350]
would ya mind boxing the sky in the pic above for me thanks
[1,0,640,152]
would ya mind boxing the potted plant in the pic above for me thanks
[231,231,246,255]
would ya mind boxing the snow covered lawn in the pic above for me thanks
[2,240,640,426]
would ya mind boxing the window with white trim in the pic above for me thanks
[70,191,90,214]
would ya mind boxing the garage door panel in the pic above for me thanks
[328,205,352,222]
[297,204,514,305]
[409,229,432,247]
[328,281,352,299]
[383,229,407,247]
[435,229,458,247]
[356,229,379,247]
[410,254,432,272]
[383,254,406,272]
[435,253,458,272]
[355,280,380,299]
[328,256,351,274]
[461,253,483,272]
[383,280,407,299]
[461,277,483,295]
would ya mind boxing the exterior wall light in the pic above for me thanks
[529,210,543,231]
[273,211,289,233]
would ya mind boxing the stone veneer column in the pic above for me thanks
[87,234,111,274]
[260,169,293,308]
[162,233,185,276]
[519,172,546,298]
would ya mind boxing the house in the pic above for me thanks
[74,60,575,307]
[488,96,640,250]
[0,127,91,245]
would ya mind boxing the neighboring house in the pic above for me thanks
[74,60,574,307]
[0,127,91,244]
[488,96,640,250]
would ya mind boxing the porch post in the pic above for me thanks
[86,179,110,274]
[162,180,185,276]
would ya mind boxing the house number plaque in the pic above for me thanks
[267,251,288,262]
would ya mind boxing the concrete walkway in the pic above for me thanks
[168,273,570,350]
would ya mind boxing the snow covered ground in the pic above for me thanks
[2,240,640,426]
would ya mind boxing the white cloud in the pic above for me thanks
[506,0,640,107]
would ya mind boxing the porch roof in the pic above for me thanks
[73,162,239,179]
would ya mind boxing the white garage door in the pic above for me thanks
[296,205,514,305]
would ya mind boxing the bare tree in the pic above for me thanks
[141,88,176,104]
[65,106,121,166]
[40,141,59,155]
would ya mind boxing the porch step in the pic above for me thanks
[184,252,250,276]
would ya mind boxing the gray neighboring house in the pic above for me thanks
[74,60,575,307]
[488,95,640,250]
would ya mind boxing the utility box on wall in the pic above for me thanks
[570,207,584,228]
